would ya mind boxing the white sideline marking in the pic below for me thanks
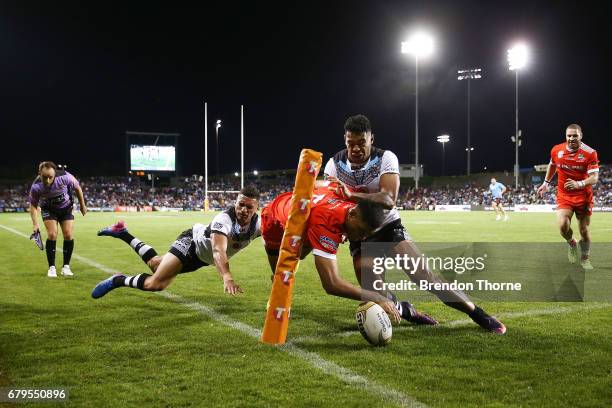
[1,224,30,238]
[0,224,427,408]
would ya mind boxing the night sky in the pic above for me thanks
[1,1,610,178]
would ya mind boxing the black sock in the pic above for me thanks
[46,240,56,267]
[113,273,151,290]
[63,239,74,266]
[468,305,486,319]
[117,231,136,245]
[129,239,158,264]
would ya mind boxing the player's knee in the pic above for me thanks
[147,256,162,272]
[47,231,57,240]
[63,231,73,240]
[558,218,571,231]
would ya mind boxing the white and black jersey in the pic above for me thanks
[192,207,261,265]
[324,146,400,228]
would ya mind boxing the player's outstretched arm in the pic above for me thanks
[326,176,395,209]
[75,186,87,216]
[537,163,557,197]
[314,255,400,323]
[29,204,39,232]
[211,232,242,295]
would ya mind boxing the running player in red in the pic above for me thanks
[261,183,402,323]
[537,124,599,269]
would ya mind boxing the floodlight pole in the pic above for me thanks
[467,78,471,175]
[204,102,208,203]
[241,105,244,189]
[442,141,446,176]
[215,122,220,177]
[457,68,482,176]
[514,70,519,188]
[415,55,420,190]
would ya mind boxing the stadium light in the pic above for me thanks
[436,135,450,176]
[234,172,239,177]
[507,43,529,188]
[253,170,258,176]
[401,32,434,58]
[508,44,528,71]
[401,31,434,190]
[457,68,482,176]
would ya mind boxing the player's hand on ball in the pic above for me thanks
[377,300,401,324]
[223,278,243,295]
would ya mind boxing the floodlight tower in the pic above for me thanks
[436,134,450,175]
[402,32,434,189]
[457,68,482,175]
[508,44,528,188]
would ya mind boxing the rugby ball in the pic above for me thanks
[356,302,392,346]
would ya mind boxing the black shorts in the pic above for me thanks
[493,197,503,205]
[349,219,412,258]
[41,206,75,222]
[168,228,209,273]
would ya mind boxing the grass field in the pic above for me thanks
[1,211,611,407]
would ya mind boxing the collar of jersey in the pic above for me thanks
[565,142,581,153]
[342,155,380,172]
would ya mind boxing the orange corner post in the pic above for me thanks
[261,149,322,345]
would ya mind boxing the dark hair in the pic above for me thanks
[240,185,260,199]
[355,200,385,230]
[38,161,57,173]
[344,114,372,134]
[567,123,582,134]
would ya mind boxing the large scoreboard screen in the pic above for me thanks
[130,145,176,171]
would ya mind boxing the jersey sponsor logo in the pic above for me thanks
[47,193,67,206]
[559,164,586,171]
[213,222,225,230]
[319,235,338,251]
[172,237,191,256]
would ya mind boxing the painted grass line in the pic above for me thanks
[0,224,427,408]
[290,303,612,344]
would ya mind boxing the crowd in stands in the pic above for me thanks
[2,166,611,211]
[399,166,612,210]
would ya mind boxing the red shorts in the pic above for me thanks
[557,192,593,216]
[260,205,285,253]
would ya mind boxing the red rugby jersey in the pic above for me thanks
[267,185,355,259]
[550,142,599,197]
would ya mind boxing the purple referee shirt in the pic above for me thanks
[29,170,80,210]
